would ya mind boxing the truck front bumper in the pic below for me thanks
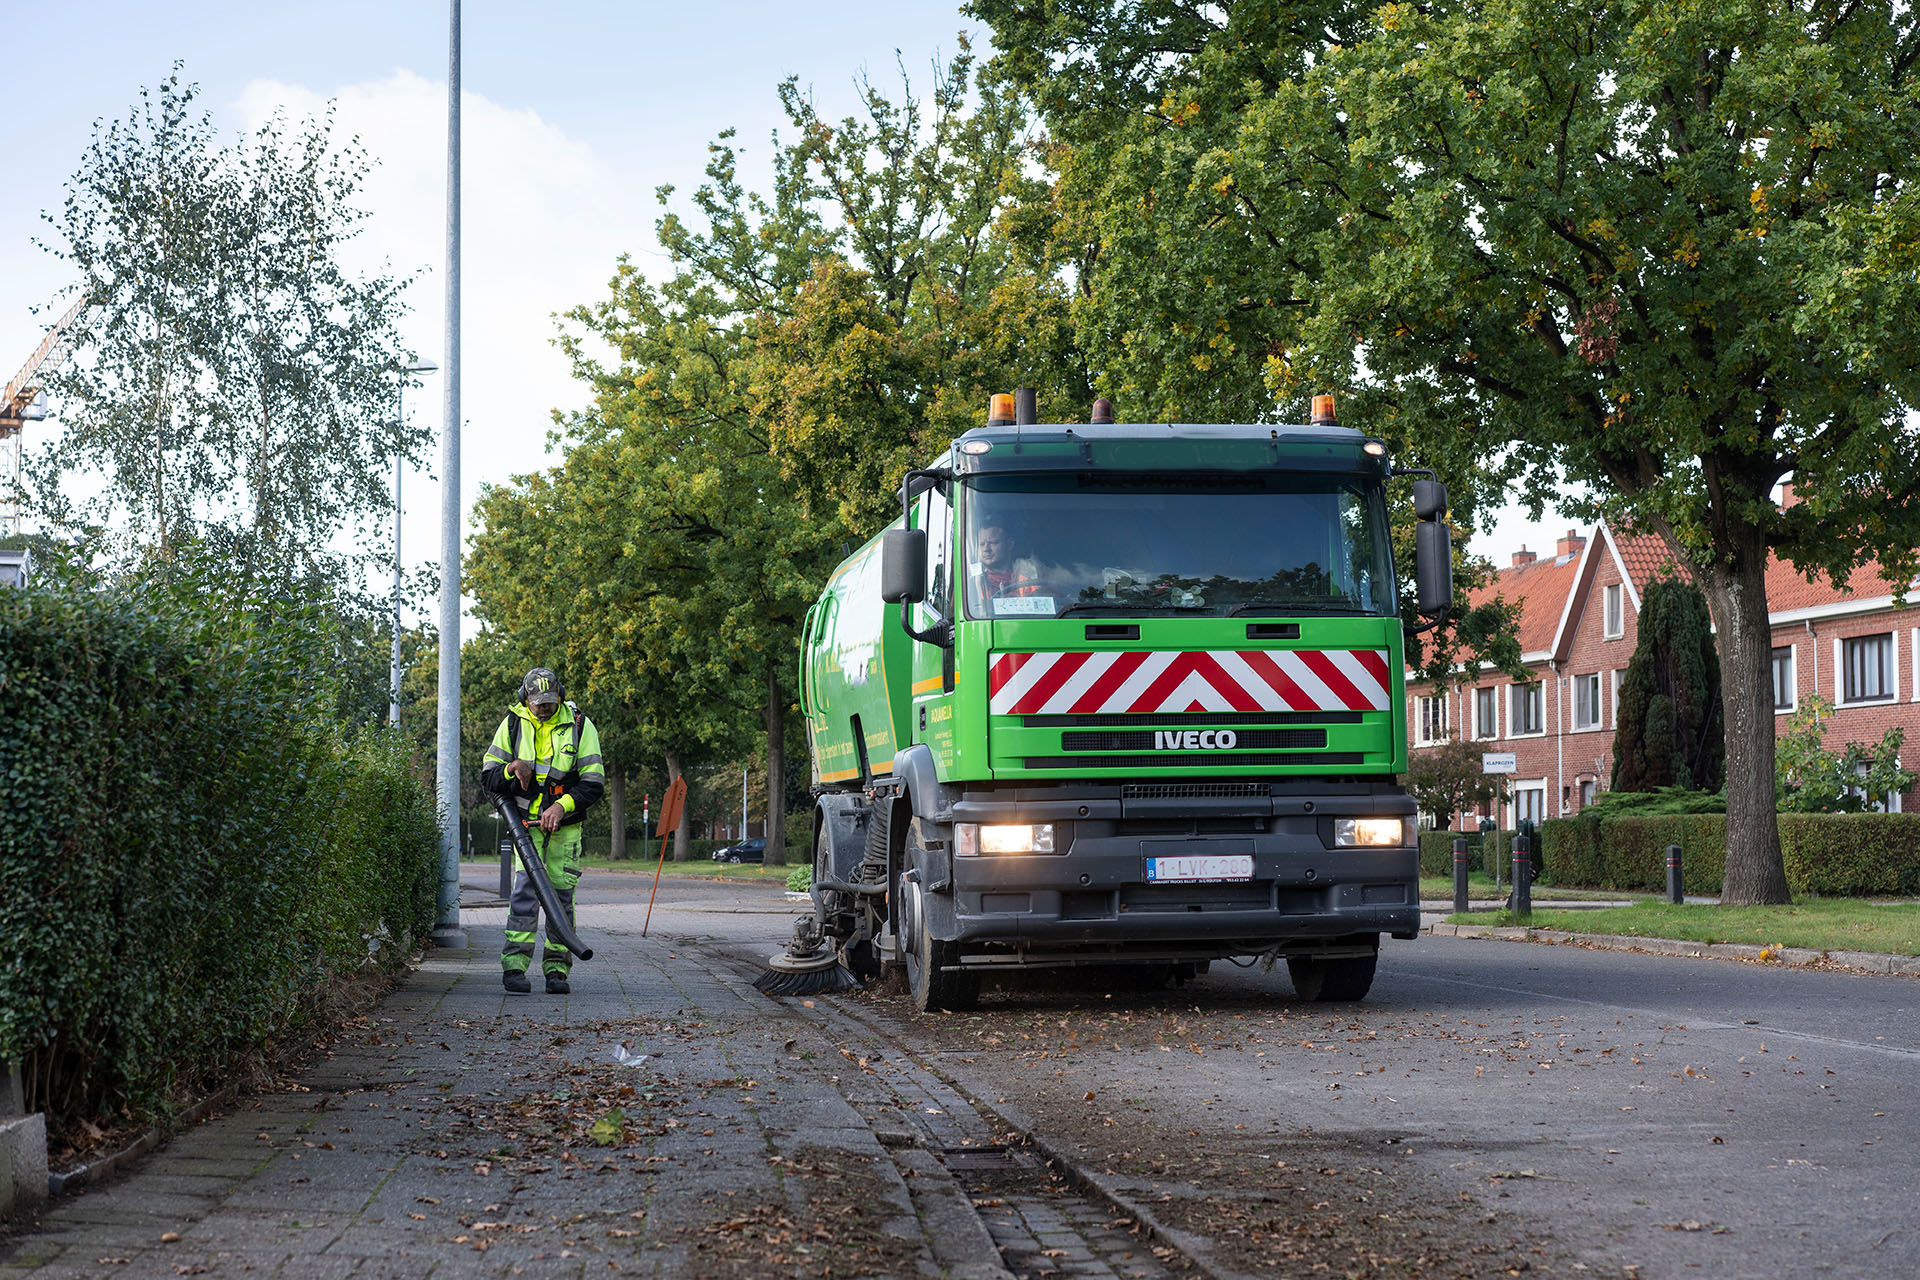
[938,785,1421,957]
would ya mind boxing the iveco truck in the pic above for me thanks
[793,391,1452,1010]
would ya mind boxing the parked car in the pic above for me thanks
[711,838,766,864]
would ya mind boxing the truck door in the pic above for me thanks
[912,483,959,773]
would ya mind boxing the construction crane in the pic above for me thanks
[0,296,85,538]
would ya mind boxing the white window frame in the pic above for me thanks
[1771,644,1797,714]
[1572,672,1602,731]
[1610,668,1623,725]
[1414,692,1449,746]
[1846,760,1905,813]
[1603,583,1624,639]
[1838,632,1898,706]
[1509,680,1546,738]
[1510,781,1548,831]
[1474,685,1499,740]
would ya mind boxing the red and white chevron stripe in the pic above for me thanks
[987,650,1392,716]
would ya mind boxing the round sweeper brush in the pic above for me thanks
[754,915,859,996]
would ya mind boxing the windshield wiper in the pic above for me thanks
[1057,602,1208,617]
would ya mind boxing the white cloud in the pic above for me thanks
[233,71,645,630]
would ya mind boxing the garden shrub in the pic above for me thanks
[0,576,438,1133]
[1537,812,1920,896]
[1418,829,1514,880]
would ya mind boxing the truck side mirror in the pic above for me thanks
[1412,479,1448,522]
[1416,518,1453,615]
[881,529,927,604]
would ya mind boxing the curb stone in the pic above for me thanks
[1428,921,1920,975]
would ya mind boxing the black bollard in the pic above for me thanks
[1453,836,1470,914]
[1512,829,1532,918]
[1666,843,1684,904]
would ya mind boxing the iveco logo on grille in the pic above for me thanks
[1154,730,1238,750]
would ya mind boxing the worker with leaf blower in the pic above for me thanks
[481,668,605,994]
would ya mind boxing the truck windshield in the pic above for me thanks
[961,473,1395,620]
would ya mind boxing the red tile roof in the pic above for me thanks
[1766,556,1916,612]
[1466,546,1582,655]
[1470,522,1919,646]
[1610,531,1689,593]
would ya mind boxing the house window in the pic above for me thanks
[1513,784,1546,831]
[1611,668,1623,722]
[1846,761,1904,813]
[1579,779,1597,808]
[1604,584,1623,639]
[1510,681,1544,735]
[1843,633,1894,703]
[1414,693,1448,746]
[1771,646,1796,711]
[1572,673,1602,729]
[1475,686,1497,740]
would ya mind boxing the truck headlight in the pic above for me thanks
[1334,817,1407,848]
[956,823,1056,855]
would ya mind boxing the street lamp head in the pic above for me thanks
[404,358,440,375]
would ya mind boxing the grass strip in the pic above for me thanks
[1417,874,1645,904]
[578,856,797,881]
[1453,898,1920,956]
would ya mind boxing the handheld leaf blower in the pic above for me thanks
[488,791,593,961]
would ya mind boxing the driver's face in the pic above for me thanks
[976,526,1011,569]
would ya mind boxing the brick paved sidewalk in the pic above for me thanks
[0,923,1006,1279]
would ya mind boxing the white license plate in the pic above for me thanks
[1144,854,1255,883]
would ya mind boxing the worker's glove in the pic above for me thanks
[538,806,564,833]
[509,759,534,790]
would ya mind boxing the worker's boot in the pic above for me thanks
[503,968,531,994]
[545,971,570,995]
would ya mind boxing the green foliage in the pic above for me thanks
[1612,580,1724,793]
[978,0,1920,902]
[1580,787,1728,817]
[1539,813,1920,896]
[492,53,1084,863]
[785,864,813,895]
[1418,828,1513,880]
[0,564,438,1132]
[1404,736,1508,826]
[32,68,418,588]
[1775,693,1918,813]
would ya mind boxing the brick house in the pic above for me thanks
[1408,523,1920,830]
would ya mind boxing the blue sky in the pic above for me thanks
[1,0,1566,595]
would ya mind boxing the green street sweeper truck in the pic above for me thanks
[763,390,1453,1011]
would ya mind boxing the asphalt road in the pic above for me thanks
[472,863,1920,1279]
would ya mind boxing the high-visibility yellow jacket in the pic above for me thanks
[480,701,605,826]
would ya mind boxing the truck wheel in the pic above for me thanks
[1287,943,1379,1002]
[901,876,978,1013]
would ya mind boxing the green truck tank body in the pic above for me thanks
[797,417,1432,1009]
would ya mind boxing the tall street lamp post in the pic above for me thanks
[393,358,438,728]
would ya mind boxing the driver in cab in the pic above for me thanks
[968,522,1048,609]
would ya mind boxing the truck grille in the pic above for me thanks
[1124,782,1270,799]
[1060,729,1327,752]
[1024,711,1362,728]
[1024,752,1363,770]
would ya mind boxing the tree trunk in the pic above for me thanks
[666,749,692,862]
[763,663,787,866]
[608,765,627,860]
[1693,527,1790,904]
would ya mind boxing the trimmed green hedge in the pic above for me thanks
[1419,829,1516,880]
[1539,813,1920,896]
[0,581,438,1130]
